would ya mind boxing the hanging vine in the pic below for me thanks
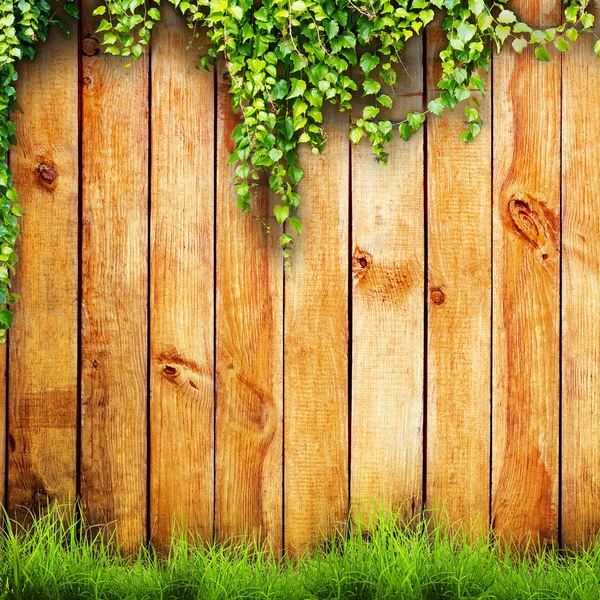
[0,0,598,341]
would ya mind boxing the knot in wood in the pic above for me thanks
[37,163,57,184]
[430,288,445,305]
[163,364,178,377]
[352,247,373,284]
[34,489,50,506]
[82,35,100,57]
[508,197,549,250]
[82,76,92,86]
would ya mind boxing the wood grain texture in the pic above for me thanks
[491,0,561,545]
[426,23,491,532]
[561,5,600,549]
[215,60,283,548]
[284,105,348,553]
[81,0,149,551]
[9,22,78,520]
[149,9,215,548]
[350,39,424,524]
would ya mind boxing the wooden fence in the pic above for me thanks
[4,0,600,552]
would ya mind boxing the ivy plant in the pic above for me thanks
[0,0,598,341]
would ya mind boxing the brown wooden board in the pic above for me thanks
[426,23,491,532]
[149,9,215,548]
[284,105,349,553]
[215,60,283,549]
[491,0,561,545]
[9,22,79,521]
[81,0,149,551]
[561,5,600,549]
[350,38,424,524]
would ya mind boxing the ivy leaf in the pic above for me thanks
[497,10,517,24]
[554,38,569,52]
[399,122,412,141]
[350,127,363,144]
[0,309,13,329]
[324,19,339,40]
[359,52,380,77]
[363,105,379,120]
[512,38,528,54]
[407,111,425,131]
[287,79,307,99]
[468,0,484,16]
[595,40,600,57]
[428,98,444,117]
[363,79,381,95]
[272,79,289,100]
[288,217,303,235]
[377,94,392,109]
[274,204,289,225]
[534,45,551,62]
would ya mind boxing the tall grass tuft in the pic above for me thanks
[0,506,598,599]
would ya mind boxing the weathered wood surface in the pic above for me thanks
[426,22,491,532]
[350,37,424,524]
[149,13,215,548]
[284,104,349,553]
[491,0,561,545]
[562,5,600,549]
[9,21,79,521]
[215,59,283,549]
[80,0,149,551]
[7,1,600,552]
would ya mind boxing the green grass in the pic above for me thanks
[0,508,599,599]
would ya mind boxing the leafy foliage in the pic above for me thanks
[0,0,598,336]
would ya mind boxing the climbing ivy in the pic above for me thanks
[0,0,598,339]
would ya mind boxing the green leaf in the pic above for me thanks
[148,7,161,20]
[271,79,289,100]
[554,38,569,52]
[362,105,379,120]
[0,309,13,329]
[324,19,339,40]
[287,79,306,99]
[288,217,303,235]
[399,122,412,141]
[497,10,517,24]
[407,111,425,131]
[350,127,363,145]
[428,98,444,117]
[92,5,106,15]
[512,38,528,54]
[359,52,380,77]
[595,40,600,57]
[274,204,289,225]
[534,45,551,62]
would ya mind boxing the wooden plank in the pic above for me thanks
[561,5,600,549]
[81,1,148,551]
[350,38,424,524]
[215,60,283,548]
[491,0,561,545]
[149,10,215,548]
[426,23,491,532]
[8,22,78,521]
[284,105,348,553]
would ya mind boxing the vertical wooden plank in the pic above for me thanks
[149,10,215,548]
[426,23,491,531]
[562,5,600,549]
[284,105,348,553]
[215,60,283,548]
[492,0,561,544]
[81,0,148,550]
[350,40,424,523]
[9,23,78,520]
